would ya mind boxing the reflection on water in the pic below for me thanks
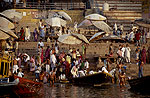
[2,83,149,98]
[41,83,150,98]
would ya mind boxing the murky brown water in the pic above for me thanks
[1,83,150,98]
[40,83,150,98]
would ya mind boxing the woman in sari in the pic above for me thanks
[33,28,39,42]
[45,46,50,59]
[30,55,35,72]
[147,46,150,64]
[19,27,25,41]
[41,47,44,64]
[40,23,45,39]
[141,46,147,64]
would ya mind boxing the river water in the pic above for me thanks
[38,83,150,98]
[1,83,149,98]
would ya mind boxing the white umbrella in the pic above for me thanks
[77,19,93,28]
[45,17,66,27]
[78,19,111,33]
[134,18,150,28]
[0,29,10,40]
[89,32,106,42]
[0,17,15,29]
[2,9,23,22]
[71,33,89,44]
[58,34,82,45]
[58,11,72,22]
[85,14,106,21]
[48,11,56,19]
[0,27,18,38]
[92,21,112,33]
[100,35,122,40]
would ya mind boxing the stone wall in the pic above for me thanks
[15,9,84,32]
[18,42,149,61]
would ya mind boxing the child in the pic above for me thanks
[135,50,139,65]
[18,68,24,78]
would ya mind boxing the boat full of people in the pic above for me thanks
[70,66,115,85]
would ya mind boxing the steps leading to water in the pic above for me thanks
[91,0,142,33]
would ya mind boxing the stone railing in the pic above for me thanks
[15,2,85,10]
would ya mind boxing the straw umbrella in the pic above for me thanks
[0,29,10,40]
[45,17,67,27]
[71,33,89,44]
[57,11,72,22]
[78,19,112,33]
[89,32,106,42]
[0,27,18,39]
[0,17,15,29]
[85,14,106,21]
[134,18,150,28]
[58,34,82,45]
[2,9,23,22]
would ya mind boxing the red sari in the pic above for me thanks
[41,48,44,63]
[141,48,146,64]
[20,29,25,41]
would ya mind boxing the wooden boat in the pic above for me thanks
[0,78,19,87]
[71,72,113,86]
[128,76,150,94]
[0,53,42,96]
[13,75,43,97]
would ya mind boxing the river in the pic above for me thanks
[39,83,150,98]
[1,83,149,98]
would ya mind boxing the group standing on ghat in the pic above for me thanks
[4,19,150,87]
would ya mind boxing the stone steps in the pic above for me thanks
[92,0,142,33]
[94,0,142,11]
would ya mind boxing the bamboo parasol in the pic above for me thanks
[0,17,15,29]
[57,11,72,22]
[85,14,106,21]
[0,29,10,40]
[89,32,106,42]
[58,34,82,45]
[0,27,18,38]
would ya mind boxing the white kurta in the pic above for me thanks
[50,54,57,68]
[125,47,131,62]
[121,47,126,57]
[25,28,31,40]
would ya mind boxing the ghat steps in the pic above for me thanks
[92,0,142,33]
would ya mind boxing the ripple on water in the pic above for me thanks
[36,83,150,98]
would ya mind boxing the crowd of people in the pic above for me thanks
[103,43,150,85]
[17,19,80,42]
[11,39,92,86]
[113,24,150,46]
[1,18,147,87]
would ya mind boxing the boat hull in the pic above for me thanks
[71,72,112,85]
[128,76,150,94]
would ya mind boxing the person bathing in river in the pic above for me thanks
[49,68,56,86]
[119,71,126,87]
